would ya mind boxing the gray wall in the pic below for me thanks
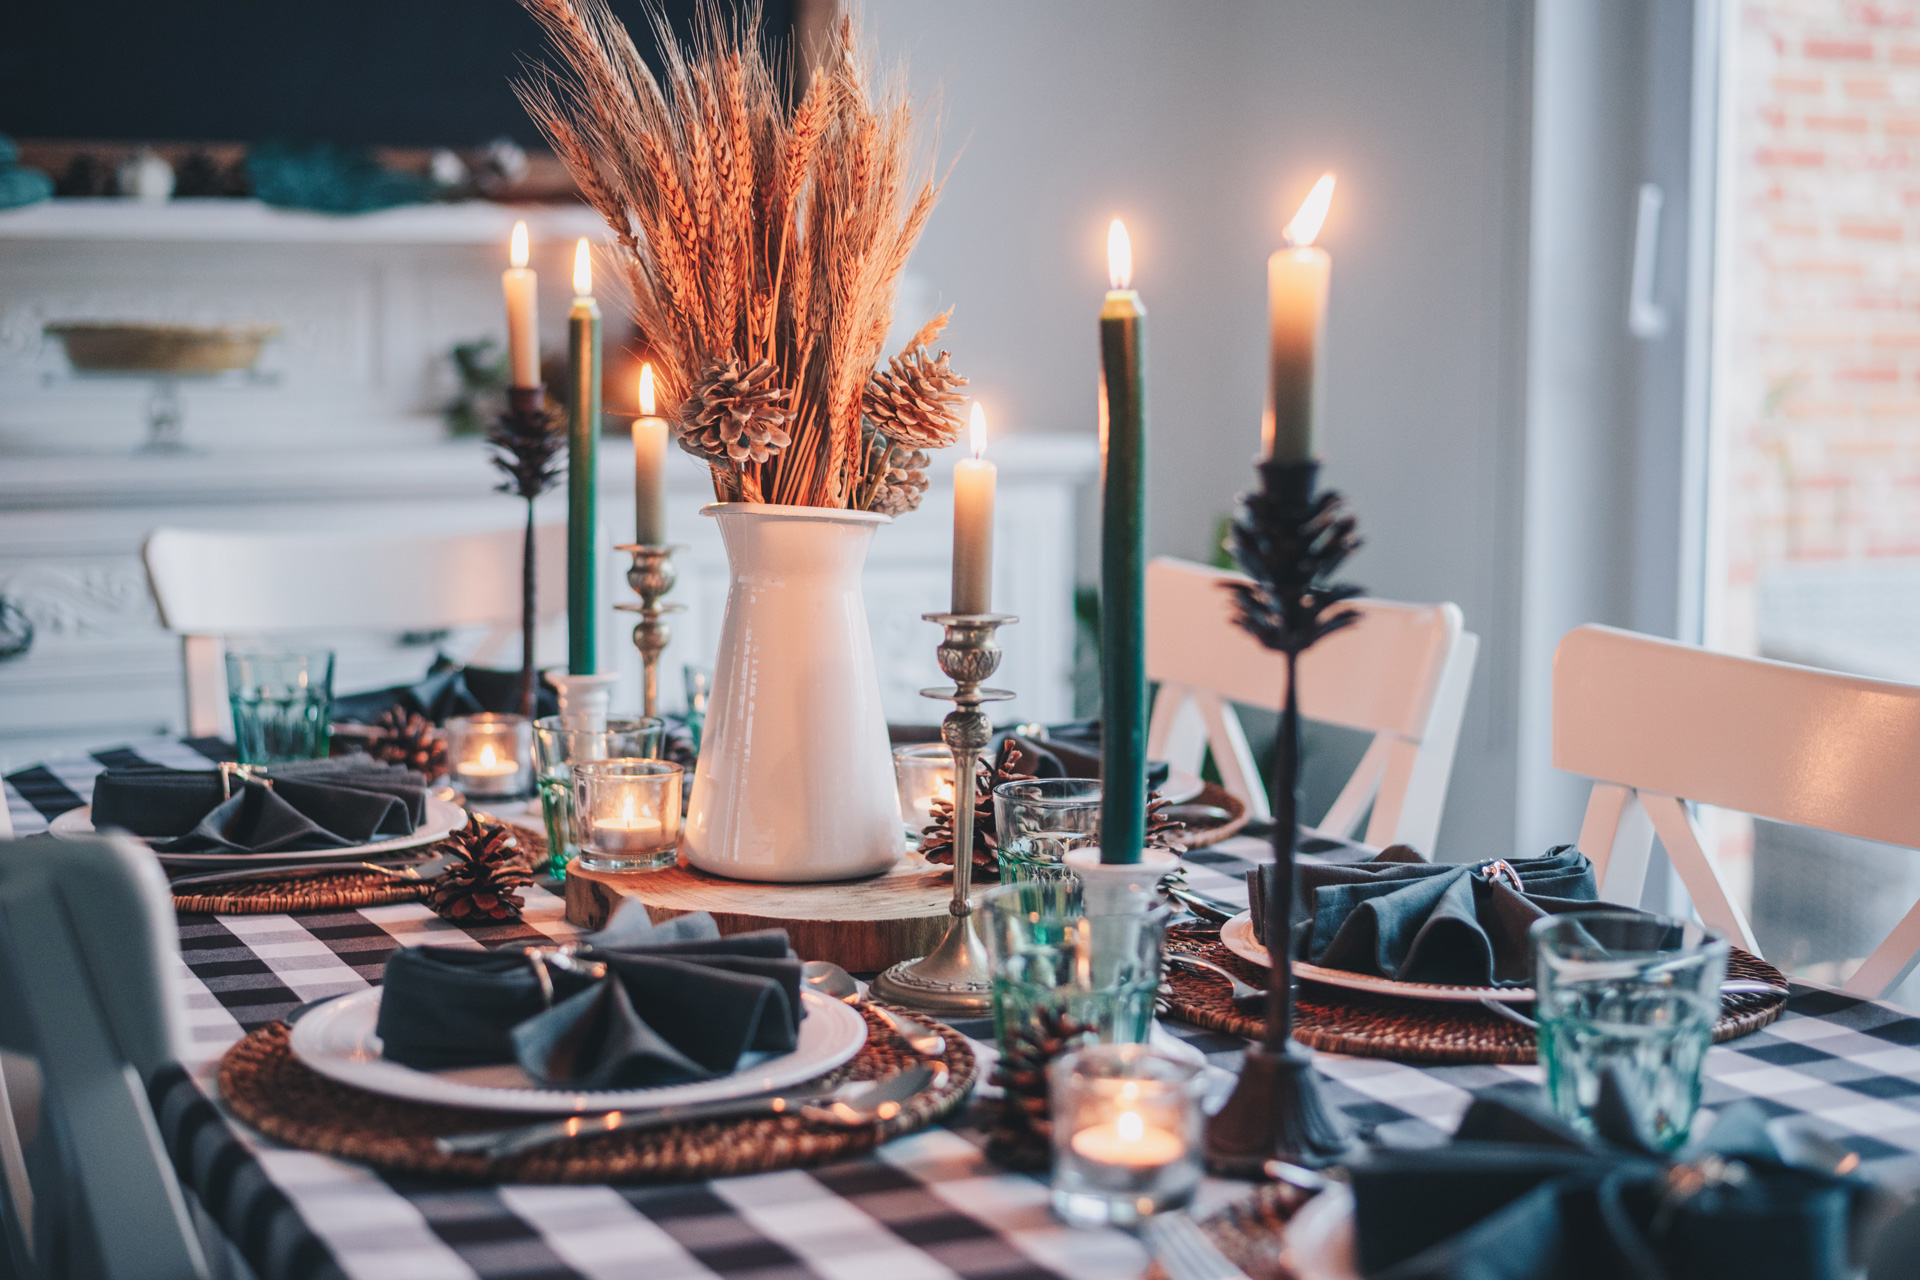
[872,0,1539,860]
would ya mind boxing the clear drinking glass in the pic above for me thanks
[978,876,1169,1053]
[225,650,334,764]
[1533,911,1729,1151]
[534,717,666,878]
[1049,1044,1205,1228]
[446,713,533,800]
[572,757,683,872]
[994,778,1101,884]
[683,665,713,753]
[893,743,954,848]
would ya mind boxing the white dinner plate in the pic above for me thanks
[1157,767,1206,805]
[288,985,869,1114]
[1220,911,1536,1004]
[52,795,467,868]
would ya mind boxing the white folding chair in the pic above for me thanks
[1555,623,1920,998]
[143,523,566,737]
[0,834,208,1279]
[1144,557,1480,854]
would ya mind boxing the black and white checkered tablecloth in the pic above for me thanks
[10,739,1920,1280]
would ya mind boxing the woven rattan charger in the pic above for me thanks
[219,1002,975,1183]
[1164,934,1790,1066]
[173,869,433,915]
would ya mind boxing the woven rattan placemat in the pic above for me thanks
[1165,938,1789,1066]
[1177,783,1250,850]
[174,870,433,916]
[219,1003,975,1183]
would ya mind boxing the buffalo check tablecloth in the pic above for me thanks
[9,738,1920,1280]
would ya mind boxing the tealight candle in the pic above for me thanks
[592,790,664,853]
[573,757,683,872]
[1049,1045,1204,1228]
[447,713,533,799]
[1068,1109,1185,1169]
[891,743,955,846]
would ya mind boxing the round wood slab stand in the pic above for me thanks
[563,851,955,973]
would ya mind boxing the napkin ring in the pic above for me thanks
[525,945,609,1008]
[1477,859,1525,894]
[1651,1153,1750,1238]
[218,762,274,799]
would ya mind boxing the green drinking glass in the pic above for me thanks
[225,650,334,764]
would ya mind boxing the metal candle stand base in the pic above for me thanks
[1203,456,1358,1173]
[614,543,686,719]
[869,612,1018,1017]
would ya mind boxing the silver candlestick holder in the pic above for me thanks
[870,611,1018,1017]
[613,543,686,719]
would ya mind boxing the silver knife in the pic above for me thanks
[169,853,449,891]
[435,1062,941,1160]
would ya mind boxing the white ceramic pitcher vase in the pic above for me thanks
[683,503,904,882]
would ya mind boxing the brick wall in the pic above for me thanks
[1718,0,1920,657]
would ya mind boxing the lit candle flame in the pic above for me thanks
[638,363,656,416]
[478,743,497,767]
[621,791,636,828]
[510,220,529,268]
[969,401,988,458]
[1283,173,1337,248]
[573,238,593,295]
[1116,1110,1144,1143]
[1107,219,1132,290]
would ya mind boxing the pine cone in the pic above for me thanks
[919,741,1037,879]
[869,443,931,516]
[986,1004,1093,1171]
[368,709,448,780]
[862,347,966,449]
[487,390,564,500]
[675,356,792,465]
[427,816,535,922]
[1147,793,1189,853]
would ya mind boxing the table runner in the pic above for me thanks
[11,739,1920,1280]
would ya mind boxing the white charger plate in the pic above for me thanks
[52,796,467,867]
[1220,911,1535,1004]
[288,985,868,1114]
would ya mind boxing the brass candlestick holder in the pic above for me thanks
[870,611,1018,1017]
[613,543,686,719]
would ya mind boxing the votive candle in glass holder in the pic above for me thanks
[447,713,533,799]
[534,716,666,878]
[892,742,955,847]
[1049,1044,1204,1228]
[572,758,683,872]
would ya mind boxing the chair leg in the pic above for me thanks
[1639,791,1760,955]
[1845,898,1920,1000]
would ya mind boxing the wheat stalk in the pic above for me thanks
[517,0,954,511]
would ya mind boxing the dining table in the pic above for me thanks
[9,735,1920,1280]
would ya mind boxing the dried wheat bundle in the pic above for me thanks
[517,0,966,513]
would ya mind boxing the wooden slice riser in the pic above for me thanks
[564,852,955,974]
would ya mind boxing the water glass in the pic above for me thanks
[534,716,665,877]
[893,743,954,847]
[1533,911,1729,1151]
[978,877,1168,1053]
[572,758,683,872]
[225,650,333,764]
[994,778,1100,884]
[1049,1045,1204,1228]
[683,665,713,753]
[446,713,533,799]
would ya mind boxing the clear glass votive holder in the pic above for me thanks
[1049,1044,1205,1228]
[226,649,335,764]
[533,717,666,877]
[446,713,533,799]
[994,777,1101,884]
[572,758,683,872]
[1533,910,1729,1152]
[978,877,1169,1053]
[893,743,954,848]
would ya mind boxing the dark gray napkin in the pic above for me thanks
[1248,845,1602,986]
[91,759,428,854]
[375,906,805,1089]
[1348,1092,1878,1280]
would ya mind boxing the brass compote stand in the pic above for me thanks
[870,612,1017,1017]
[613,544,685,718]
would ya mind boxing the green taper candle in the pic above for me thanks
[1099,219,1147,866]
[567,238,601,675]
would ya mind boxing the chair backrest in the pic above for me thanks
[1144,557,1480,853]
[1554,623,1920,997]
[0,835,207,1280]
[144,523,566,736]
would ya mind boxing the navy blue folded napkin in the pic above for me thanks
[1248,845,1605,987]
[375,905,805,1090]
[1348,1091,1880,1280]
[91,758,428,854]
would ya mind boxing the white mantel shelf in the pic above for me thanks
[0,198,606,244]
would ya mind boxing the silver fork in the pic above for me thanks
[1167,953,1265,1004]
[1145,1213,1250,1280]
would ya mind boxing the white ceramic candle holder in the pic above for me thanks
[544,670,620,731]
[1063,845,1181,914]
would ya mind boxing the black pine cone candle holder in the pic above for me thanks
[1204,456,1362,1175]
[488,386,565,719]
